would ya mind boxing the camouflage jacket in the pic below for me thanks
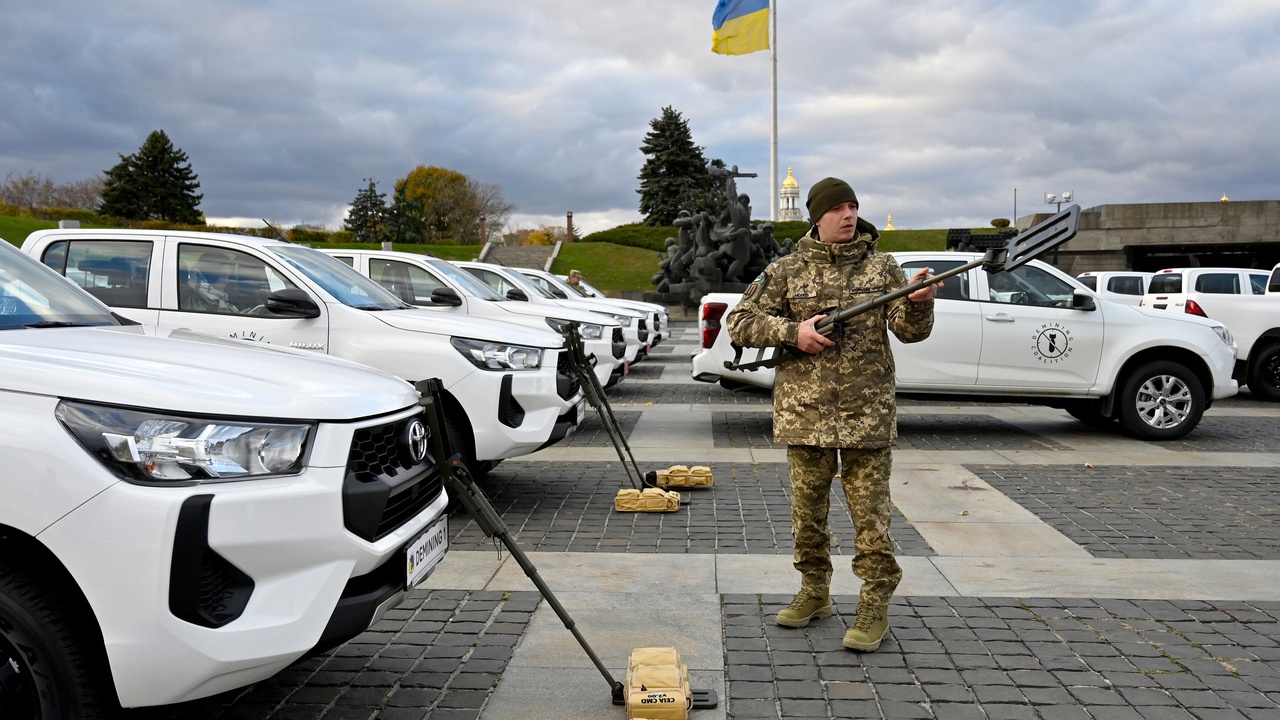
[725,229,934,448]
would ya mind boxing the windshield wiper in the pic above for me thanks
[23,320,111,328]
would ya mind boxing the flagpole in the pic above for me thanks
[769,0,779,222]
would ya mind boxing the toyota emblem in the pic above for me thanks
[403,418,428,465]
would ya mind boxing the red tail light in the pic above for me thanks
[1184,299,1208,317]
[701,302,728,349]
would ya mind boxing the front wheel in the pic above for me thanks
[0,559,115,719]
[1246,341,1280,402]
[1115,360,1204,440]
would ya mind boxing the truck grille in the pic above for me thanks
[612,327,625,359]
[637,318,649,343]
[343,411,443,542]
[556,348,581,400]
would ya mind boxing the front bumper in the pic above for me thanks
[39,407,448,708]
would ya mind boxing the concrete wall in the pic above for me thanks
[1017,200,1280,276]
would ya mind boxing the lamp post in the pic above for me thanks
[1044,191,1072,213]
[478,215,487,245]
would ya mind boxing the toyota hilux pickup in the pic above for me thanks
[0,237,448,715]
[692,251,1238,440]
[23,229,587,476]
[322,249,627,388]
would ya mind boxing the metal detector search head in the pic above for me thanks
[995,204,1080,272]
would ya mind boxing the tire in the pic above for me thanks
[1246,341,1280,402]
[1064,400,1115,429]
[1115,360,1204,440]
[0,559,115,719]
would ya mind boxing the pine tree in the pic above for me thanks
[344,179,389,243]
[98,130,203,224]
[636,106,718,226]
[385,182,426,244]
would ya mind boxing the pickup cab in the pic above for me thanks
[0,237,448,714]
[1075,271,1152,306]
[516,267,671,351]
[693,251,1239,440]
[453,260,648,368]
[1139,264,1280,400]
[23,229,586,476]
[323,248,626,388]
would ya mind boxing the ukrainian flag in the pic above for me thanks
[712,0,770,55]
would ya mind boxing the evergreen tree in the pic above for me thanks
[385,183,426,244]
[98,130,204,224]
[636,106,718,226]
[344,179,389,243]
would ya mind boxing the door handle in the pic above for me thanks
[984,313,1015,323]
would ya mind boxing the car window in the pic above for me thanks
[1248,273,1267,295]
[986,264,1075,307]
[1077,276,1098,291]
[371,259,445,305]
[1,242,118,330]
[179,245,296,316]
[41,239,152,308]
[272,245,402,310]
[330,255,355,267]
[1148,274,1182,294]
[428,259,505,300]
[1107,276,1145,295]
[1194,273,1238,294]
[1270,267,1280,294]
[899,260,969,300]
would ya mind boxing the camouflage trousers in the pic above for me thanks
[787,445,901,607]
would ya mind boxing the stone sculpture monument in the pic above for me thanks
[650,165,793,307]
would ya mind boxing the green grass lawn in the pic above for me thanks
[0,216,61,246]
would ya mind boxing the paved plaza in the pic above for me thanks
[128,320,1280,720]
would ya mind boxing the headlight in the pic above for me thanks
[451,337,543,370]
[1212,325,1235,347]
[610,314,633,327]
[57,401,313,484]
[545,318,604,340]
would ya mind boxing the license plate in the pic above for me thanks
[576,399,587,426]
[1154,304,1166,309]
[405,516,448,589]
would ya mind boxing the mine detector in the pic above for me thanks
[417,343,718,715]
[727,205,1082,372]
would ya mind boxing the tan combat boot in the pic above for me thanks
[775,589,833,628]
[843,603,889,651]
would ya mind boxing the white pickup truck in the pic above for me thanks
[692,251,1239,440]
[0,238,448,714]
[24,229,587,477]
[1139,264,1280,401]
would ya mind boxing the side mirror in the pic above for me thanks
[506,288,529,302]
[265,288,321,318]
[549,288,569,299]
[1072,292,1097,311]
[430,287,463,307]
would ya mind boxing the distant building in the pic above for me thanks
[1018,200,1280,275]
[779,168,802,222]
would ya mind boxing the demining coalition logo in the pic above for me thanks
[1032,322,1072,364]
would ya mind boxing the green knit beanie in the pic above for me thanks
[806,177,859,224]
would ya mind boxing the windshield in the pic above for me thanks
[0,241,118,330]
[428,259,505,301]
[271,245,405,310]
[502,268,556,299]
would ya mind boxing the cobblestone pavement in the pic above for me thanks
[122,322,1280,720]
[445,460,934,557]
[969,466,1280,560]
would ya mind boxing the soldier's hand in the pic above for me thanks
[796,314,837,354]
[908,267,940,302]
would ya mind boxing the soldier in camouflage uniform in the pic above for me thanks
[726,177,936,651]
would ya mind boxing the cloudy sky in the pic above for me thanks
[3,1,1277,235]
